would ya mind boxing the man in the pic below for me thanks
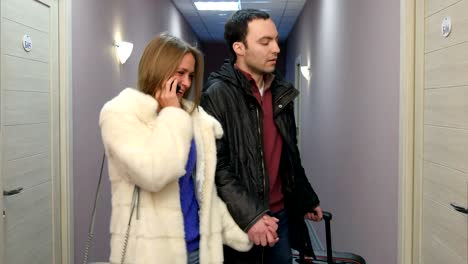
[201,9,323,264]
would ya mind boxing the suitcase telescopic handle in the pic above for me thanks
[323,211,332,221]
[322,211,334,264]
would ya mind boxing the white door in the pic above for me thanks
[0,0,60,263]
[414,0,468,263]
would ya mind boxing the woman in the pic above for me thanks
[99,33,252,264]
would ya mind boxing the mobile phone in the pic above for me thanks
[171,79,181,93]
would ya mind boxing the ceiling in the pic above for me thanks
[171,0,307,42]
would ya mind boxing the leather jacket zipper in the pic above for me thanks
[256,108,267,202]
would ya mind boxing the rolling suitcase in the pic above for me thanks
[293,211,366,264]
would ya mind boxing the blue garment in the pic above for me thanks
[178,139,200,252]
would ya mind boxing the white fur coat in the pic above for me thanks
[99,88,252,264]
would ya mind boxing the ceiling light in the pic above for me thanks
[194,1,240,11]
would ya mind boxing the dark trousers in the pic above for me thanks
[266,209,292,264]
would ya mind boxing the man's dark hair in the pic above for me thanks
[224,9,270,59]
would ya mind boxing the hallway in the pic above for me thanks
[70,1,400,263]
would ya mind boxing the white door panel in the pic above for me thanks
[423,161,467,207]
[3,55,49,92]
[414,0,468,263]
[5,204,52,263]
[424,126,468,172]
[2,0,49,33]
[3,123,49,160]
[5,90,49,124]
[424,86,468,128]
[425,0,468,53]
[423,184,467,258]
[425,0,461,17]
[425,42,468,89]
[4,153,50,190]
[0,0,60,263]
[3,19,49,62]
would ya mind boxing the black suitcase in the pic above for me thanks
[293,211,366,264]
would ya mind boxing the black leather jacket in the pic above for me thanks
[201,61,320,234]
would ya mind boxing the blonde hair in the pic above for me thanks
[138,33,203,113]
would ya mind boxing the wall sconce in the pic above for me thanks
[115,41,133,64]
[300,66,311,81]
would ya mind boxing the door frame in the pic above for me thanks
[58,0,73,263]
[398,0,424,263]
[398,0,415,263]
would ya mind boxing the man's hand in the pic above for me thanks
[247,214,279,247]
[305,206,323,221]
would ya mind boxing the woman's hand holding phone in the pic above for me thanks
[155,77,181,112]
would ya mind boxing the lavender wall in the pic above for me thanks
[72,0,199,262]
[285,1,400,263]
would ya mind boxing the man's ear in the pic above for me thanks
[232,41,245,56]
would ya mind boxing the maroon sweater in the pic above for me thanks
[236,67,284,213]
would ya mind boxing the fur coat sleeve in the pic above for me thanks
[217,195,253,251]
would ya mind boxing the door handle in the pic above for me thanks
[3,187,23,196]
[450,203,468,215]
